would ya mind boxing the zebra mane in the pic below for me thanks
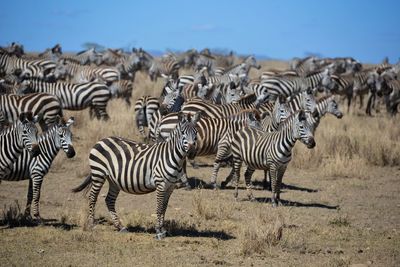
[304,69,324,78]
[60,57,81,65]
[316,95,334,103]
[230,109,261,121]
[237,94,257,104]
[76,49,93,55]
[277,110,304,130]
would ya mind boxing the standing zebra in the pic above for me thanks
[148,56,180,82]
[0,93,63,130]
[18,79,111,120]
[223,110,316,206]
[2,116,75,221]
[72,112,200,239]
[0,112,40,179]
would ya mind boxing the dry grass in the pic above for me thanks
[0,60,399,266]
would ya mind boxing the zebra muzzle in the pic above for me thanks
[66,145,76,158]
[306,138,316,149]
[31,144,41,157]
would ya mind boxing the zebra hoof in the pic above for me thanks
[220,181,227,189]
[210,182,219,190]
[119,227,129,233]
[155,230,167,240]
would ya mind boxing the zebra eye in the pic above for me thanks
[23,130,27,134]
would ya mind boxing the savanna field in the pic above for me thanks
[1,59,400,267]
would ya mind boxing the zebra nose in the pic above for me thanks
[31,144,41,157]
[337,112,343,119]
[66,145,76,158]
[307,138,316,149]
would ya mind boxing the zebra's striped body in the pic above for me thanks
[19,79,111,120]
[287,89,317,113]
[134,96,160,137]
[0,93,63,130]
[54,58,120,84]
[60,48,101,65]
[181,93,269,118]
[2,117,75,220]
[224,110,316,205]
[72,113,200,239]
[0,112,40,179]
[148,57,180,82]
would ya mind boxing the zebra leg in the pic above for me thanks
[270,165,279,207]
[177,160,191,190]
[31,173,44,223]
[24,178,33,219]
[155,182,175,240]
[93,103,110,121]
[232,160,242,200]
[276,166,287,206]
[263,170,271,191]
[104,184,124,232]
[244,167,255,201]
[87,175,105,230]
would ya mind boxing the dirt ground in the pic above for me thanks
[0,61,399,267]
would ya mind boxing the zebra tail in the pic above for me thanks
[71,175,92,193]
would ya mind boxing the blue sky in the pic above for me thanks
[0,0,399,63]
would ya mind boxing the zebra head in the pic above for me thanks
[325,96,343,119]
[18,112,40,157]
[299,88,317,112]
[177,112,200,155]
[225,82,242,103]
[244,55,261,70]
[254,90,270,107]
[273,96,291,124]
[321,68,337,91]
[160,80,183,113]
[54,59,69,80]
[55,116,76,158]
[293,110,316,149]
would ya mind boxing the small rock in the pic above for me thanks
[366,260,373,265]
[37,249,45,254]
[357,249,363,253]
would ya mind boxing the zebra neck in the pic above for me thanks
[164,130,186,162]
[39,127,61,160]
[1,125,24,156]
[316,100,328,116]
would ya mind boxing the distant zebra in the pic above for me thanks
[134,96,160,137]
[0,112,40,179]
[0,93,63,130]
[181,92,269,118]
[2,116,75,221]
[72,112,200,239]
[19,79,111,120]
[222,110,316,206]
[312,95,343,128]
[261,69,336,99]
[108,79,134,106]
[60,48,101,65]
[219,56,261,77]
[148,56,180,82]
[54,58,120,84]
[0,51,52,77]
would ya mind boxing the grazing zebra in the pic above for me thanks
[108,79,134,106]
[2,116,75,221]
[0,93,63,130]
[54,58,120,84]
[72,112,200,239]
[181,92,269,118]
[148,56,180,82]
[261,69,336,99]
[222,110,316,206]
[134,96,160,137]
[18,79,111,120]
[0,112,40,179]
[0,51,51,77]
[220,56,261,77]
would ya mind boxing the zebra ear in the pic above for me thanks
[312,110,320,119]
[306,87,313,95]
[192,112,201,124]
[298,110,306,121]
[19,112,27,122]
[32,115,39,123]
[66,117,75,127]
[55,115,61,125]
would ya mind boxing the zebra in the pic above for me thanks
[18,79,111,120]
[286,88,317,113]
[219,55,261,77]
[134,96,160,138]
[1,116,75,221]
[54,58,120,84]
[72,112,200,239]
[0,110,9,131]
[0,93,63,130]
[0,112,40,179]
[147,56,180,82]
[60,48,101,65]
[108,79,134,106]
[181,92,269,118]
[222,110,316,206]
[0,51,53,78]
[261,68,336,99]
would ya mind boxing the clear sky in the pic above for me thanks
[0,0,399,63]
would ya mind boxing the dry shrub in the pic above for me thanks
[0,201,35,227]
[192,189,233,220]
[238,212,284,256]
[124,210,153,230]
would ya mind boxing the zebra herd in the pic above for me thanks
[0,42,398,239]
